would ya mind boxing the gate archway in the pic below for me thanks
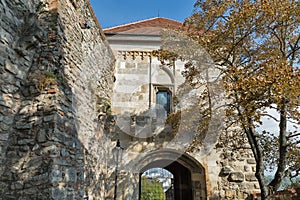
[135,150,207,200]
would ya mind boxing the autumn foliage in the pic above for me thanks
[181,0,300,199]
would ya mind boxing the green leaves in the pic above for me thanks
[141,177,166,200]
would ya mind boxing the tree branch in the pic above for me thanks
[260,113,279,122]
[287,132,300,139]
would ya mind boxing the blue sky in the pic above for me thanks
[89,0,196,28]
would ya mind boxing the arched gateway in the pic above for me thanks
[136,150,207,200]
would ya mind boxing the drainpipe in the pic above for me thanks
[149,56,152,109]
[172,59,176,112]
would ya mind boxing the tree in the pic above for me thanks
[181,0,300,199]
[140,176,166,200]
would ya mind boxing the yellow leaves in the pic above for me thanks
[221,58,300,126]
[259,0,300,24]
[185,0,300,124]
[265,64,300,100]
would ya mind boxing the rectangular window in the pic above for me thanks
[156,90,171,118]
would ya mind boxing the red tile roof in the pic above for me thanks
[103,17,182,35]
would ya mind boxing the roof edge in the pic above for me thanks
[103,17,182,32]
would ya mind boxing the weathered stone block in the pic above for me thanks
[11,181,24,190]
[254,183,260,189]
[32,144,39,151]
[219,190,225,198]
[65,168,77,183]
[0,182,8,195]
[0,133,9,141]
[17,139,34,145]
[225,190,236,197]
[237,191,248,199]
[20,145,30,152]
[37,129,47,142]
[6,150,18,159]
[219,166,233,176]
[247,158,256,164]
[1,171,14,181]
[245,174,257,182]
[15,121,32,129]
[2,116,14,125]
[0,123,10,131]
[25,156,43,170]
[244,165,251,172]
[52,187,67,199]
[133,143,143,152]
[4,60,19,75]
[51,169,63,183]
[228,171,244,182]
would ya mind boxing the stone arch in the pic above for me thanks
[135,149,207,200]
[159,65,175,85]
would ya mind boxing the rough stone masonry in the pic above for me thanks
[0,0,115,199]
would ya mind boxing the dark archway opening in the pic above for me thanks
[139,160,193,200]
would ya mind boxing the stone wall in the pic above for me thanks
[203,139,260,199]
[0,0,115,199]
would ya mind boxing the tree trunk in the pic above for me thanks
[235,99,289,199]
[257,175,271,200]
[269,101,288,190]
[246,125,271,200]
[239,113,271,199]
